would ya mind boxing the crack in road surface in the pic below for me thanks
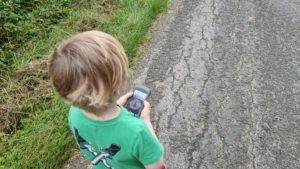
[65,0,300,168]
[134,0,300,168]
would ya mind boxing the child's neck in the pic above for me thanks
[83,104,120,121]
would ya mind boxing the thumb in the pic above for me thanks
[123,91,133,99]
[117,91,133,105]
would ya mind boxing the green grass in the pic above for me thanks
[0,94,73,168]
[106,0,168,65]
[0,0,82,74]
[0,0,168,168]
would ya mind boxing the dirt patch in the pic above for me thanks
[0,59,52,135]
[64,152,92,169]
[76,0,118,33]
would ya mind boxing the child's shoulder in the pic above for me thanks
[68,106,80,118]
[68,106,84,127]
[118,106,148,132]
[68,105,147,132]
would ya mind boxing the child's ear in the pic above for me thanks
[113,90,121,99]
[115,90,121,95]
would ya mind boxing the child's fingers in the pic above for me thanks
[141,101,151,120]
[123,91,133,99]
[117,91,133,105]
[143,100,150,109]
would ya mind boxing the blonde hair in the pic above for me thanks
[48,31,128,113]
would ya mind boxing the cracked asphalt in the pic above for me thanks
[65,0,300,168]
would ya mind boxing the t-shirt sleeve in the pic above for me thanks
[132,124,164,166]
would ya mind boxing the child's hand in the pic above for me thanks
[140,101,151,121]
[117,92,133,106]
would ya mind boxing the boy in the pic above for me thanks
[48,31,166,169]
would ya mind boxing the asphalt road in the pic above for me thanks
[65,0,300,168]
[134,0,300,168]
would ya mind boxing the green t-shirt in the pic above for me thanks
[68,105,164,169]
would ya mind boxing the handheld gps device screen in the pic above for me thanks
[125,85,151,116]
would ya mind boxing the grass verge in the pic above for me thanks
[0,0,168,168]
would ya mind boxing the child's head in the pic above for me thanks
[48,31,128,113]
